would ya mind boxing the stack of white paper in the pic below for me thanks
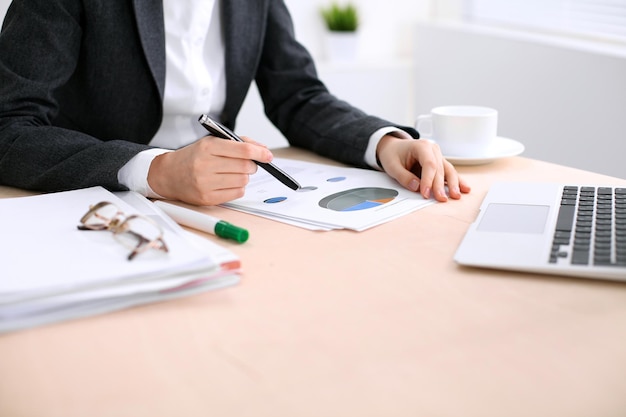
[0,187,240,334]
[223,158,435,231]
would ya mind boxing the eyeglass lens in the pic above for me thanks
[79,202,168,260]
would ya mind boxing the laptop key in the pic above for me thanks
[556,204,576,232]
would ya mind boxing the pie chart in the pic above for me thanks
[318,187,398,212]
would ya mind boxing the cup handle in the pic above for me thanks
[415,115,433,138]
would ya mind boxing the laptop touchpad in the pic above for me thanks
[477,203,550,234]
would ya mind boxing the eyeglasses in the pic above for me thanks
[78,201,169,261]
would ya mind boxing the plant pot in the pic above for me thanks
[324,31,359,62]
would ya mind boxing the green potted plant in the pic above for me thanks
[321,2,359,32]
[320,2,359,62]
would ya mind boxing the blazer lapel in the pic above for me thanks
[221,0,267,127]
[132,0,166,99]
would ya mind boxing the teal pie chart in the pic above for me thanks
[319,187,398,212]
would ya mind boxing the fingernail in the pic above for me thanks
[409,179,419,192]
[423,187,431,199]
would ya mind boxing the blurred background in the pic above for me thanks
[1,0,625,177]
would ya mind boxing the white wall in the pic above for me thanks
[0,0,9,22]
[237,60,416,148]
[280,1,626,179]
[284,0,431,62]
[3,0,625,178]
[412,21,626,179]
[238,0,430,148]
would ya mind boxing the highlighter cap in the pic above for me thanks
[214,221,249,243]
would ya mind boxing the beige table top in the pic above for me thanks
[1,147,626,417]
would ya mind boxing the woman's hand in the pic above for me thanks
[376,135,471,202]
[147,135,273,206]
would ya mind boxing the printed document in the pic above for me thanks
[0,187,240,333]
[223,158,435,231]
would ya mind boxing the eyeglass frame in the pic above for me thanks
[77,201,169,261]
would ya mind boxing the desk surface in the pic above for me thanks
[1,148,626,417]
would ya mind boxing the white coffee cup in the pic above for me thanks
[415,105,498,157]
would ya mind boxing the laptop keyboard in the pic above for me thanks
[550,186,626,267]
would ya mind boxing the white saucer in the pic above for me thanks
[443,137,525,166]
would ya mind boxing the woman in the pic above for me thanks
[0,0,469,205]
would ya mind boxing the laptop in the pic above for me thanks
[454,181,626,281]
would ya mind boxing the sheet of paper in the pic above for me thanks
[0,187,217,294]
[116,191,241,270]
[0,187,242,334]
[0,273,239,334]
[223,158,436,231]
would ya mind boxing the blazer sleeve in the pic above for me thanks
[0,0,155,192]
[253,0,419,169]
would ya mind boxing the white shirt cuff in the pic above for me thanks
[117,148,173,198]
[364,127,414,170]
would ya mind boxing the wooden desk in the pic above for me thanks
[1,148,625,417]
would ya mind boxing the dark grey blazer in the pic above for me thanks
[0,0,417,192]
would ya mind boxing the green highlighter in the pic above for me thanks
[154,200,249,243]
